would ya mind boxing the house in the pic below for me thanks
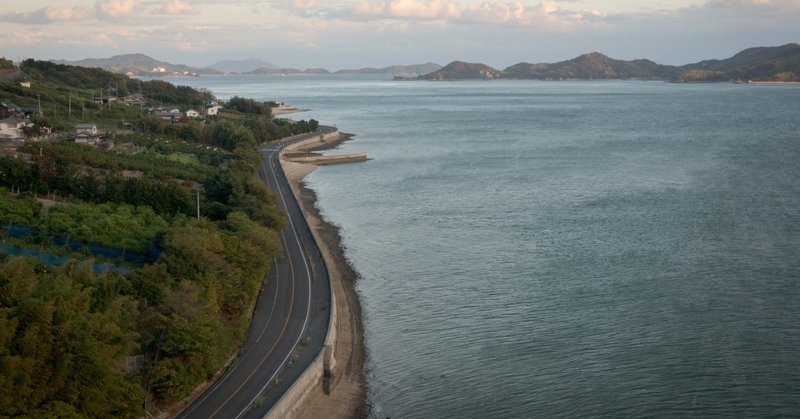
[154,110,174,121]
[153,66,167,73]
[0,102,21,119]
[185,109,200,118]
[122,94,145,106]
[74,123,101,145]
[0,117,24,139]
[75,123,98,136]
[205,105,221,117]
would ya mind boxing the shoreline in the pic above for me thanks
[280,135,368,418]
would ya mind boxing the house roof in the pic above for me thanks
[75,123,97,129]
[1,102,21,112]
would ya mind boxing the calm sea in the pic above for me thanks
[177,75,800,418]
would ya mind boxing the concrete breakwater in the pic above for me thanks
[281,129,367,165]
[284,152,368,165]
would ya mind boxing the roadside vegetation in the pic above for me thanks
[0,58,316,416]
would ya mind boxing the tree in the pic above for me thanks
[0,57,14,70]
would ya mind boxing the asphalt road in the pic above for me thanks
[177,128,334,419]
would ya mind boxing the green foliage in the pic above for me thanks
[0,191,42,225]
[21,59,132,95]
[141,79,213,108]
[0,154,196,217]
[0,57,14,70]
[39,203,174,254]
[131,214,279,402]
[227,96,273,116]
[120,133,231,168]
[0,259,147,418]
[19,142,213,183]
[674,70,728,82]
[213,120,256,150]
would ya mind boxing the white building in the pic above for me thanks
[0,117,24,139]
[205,105,221,117]
[186,109,200,118]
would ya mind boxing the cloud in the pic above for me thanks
[56,33,118,47]
[692,0,800,13]
[290,0,321,11]
[0,6,92,24]
[159,0,198,15]
[96,0,141,20]
[349,0,462,19]
[44,6,94,22]
[288,0,605,30]
[0,30,46,46]
[177,40,210,51]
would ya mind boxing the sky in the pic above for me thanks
[0,0,798,69]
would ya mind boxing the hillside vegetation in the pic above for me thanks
[0,59,318,416]
[418,61,505,80]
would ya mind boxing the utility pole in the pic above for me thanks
[68,94,71,116]
[196,190,200,220]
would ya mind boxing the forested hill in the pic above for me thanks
[417,61,505,80]
[416,44,800,82]
[335,63,442,76]
[675,43,800,82]
[53,53,223,76]
[0,59,318,417]
[504,52,678,80]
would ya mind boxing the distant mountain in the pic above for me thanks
[683,44,799,72]
[53,53,222,76]
[417,61,504,80]
[206,58,278,74]
[335,63,442,76]
[243,67,331,75]
[416,44,800,82]
[676,43,800,82]
[504,52,678,80]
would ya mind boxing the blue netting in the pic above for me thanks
[0,245,132,274]
[2,223,160,264]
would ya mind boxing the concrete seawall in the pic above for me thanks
[263,129,343,419]
[282,130,342,153]
[285,153,368,165]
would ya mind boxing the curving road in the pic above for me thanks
[177,128,334,419]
